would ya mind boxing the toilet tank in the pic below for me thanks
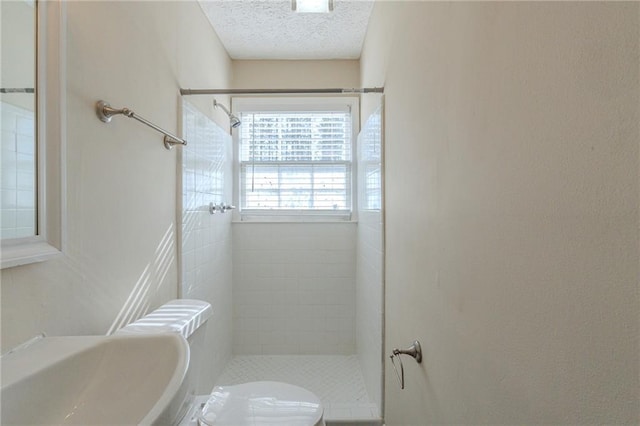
[115,299,213,424]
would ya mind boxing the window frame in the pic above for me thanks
[231,96,359,222]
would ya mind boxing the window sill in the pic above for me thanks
[234,214,357,224]
[1,239,62,269]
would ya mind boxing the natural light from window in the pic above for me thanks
[235,98,357,220]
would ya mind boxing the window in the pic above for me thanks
[234,97,358,220]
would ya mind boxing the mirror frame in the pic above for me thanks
[1,0,66,269]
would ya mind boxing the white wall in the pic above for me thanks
[1,1,232,352]
[361,2,639,424]
[232,223,356,355]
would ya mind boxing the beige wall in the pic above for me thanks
[361,2,639,424]
[232,59,360,90]
[1,1,232,352]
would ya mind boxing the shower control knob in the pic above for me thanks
[209,203,236,214]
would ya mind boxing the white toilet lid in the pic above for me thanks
[199,381,323,426]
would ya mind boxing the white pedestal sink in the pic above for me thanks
[1,333,189,425]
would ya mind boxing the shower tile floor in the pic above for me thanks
[215,355,381,424]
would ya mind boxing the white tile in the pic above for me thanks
[351,406,377,418]
[232,222,359,355]
[1,129,16,145]
[14,227,34,238]
[235,304,260,318]
[278,278,300,292]
[1,163,17,190]
[16,133,35,155]
[0,228,16,239]
[296,277,315,291]
[297,263,324,278]
[325,317,345,331]
[270,264,295,279]
[15,115,34,136]
[260,278,285,291]
[2,189,17,209]
[16,171,34,191]
[326,305,353,318]
[330,408,352,419]
[279,291,299,305]
[322,249,353,264]
[1,210,16,228]
[258,318,276,332]
[327,290,354,305]
[326,262,355,278]
[16,210,35,228]
[238,331,260,346]
[260,344,299,355]
[16,153,34,173]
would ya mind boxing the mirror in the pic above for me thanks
[1,0,37,240]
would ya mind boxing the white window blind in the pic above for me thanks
[239,110,353,216]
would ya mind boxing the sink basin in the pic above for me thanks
[1,333,189,425]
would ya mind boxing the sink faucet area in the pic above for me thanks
[1,333,189,425]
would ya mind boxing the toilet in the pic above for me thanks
[115,299,324,426]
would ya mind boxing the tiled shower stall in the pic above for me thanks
[179,99,384,424]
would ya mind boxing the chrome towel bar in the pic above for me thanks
[95,100,187,150]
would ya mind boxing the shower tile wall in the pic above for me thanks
[180,101,233,391]
[232,222,357,355]
[356,106,384,411]
[1,102,36,239]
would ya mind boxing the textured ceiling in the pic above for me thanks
[198,0,375,60]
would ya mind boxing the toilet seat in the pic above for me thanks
[199,381,324,426]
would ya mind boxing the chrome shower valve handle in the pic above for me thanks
[390,340,423,390]
[209,203,236,214]
[392,340,422,363]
